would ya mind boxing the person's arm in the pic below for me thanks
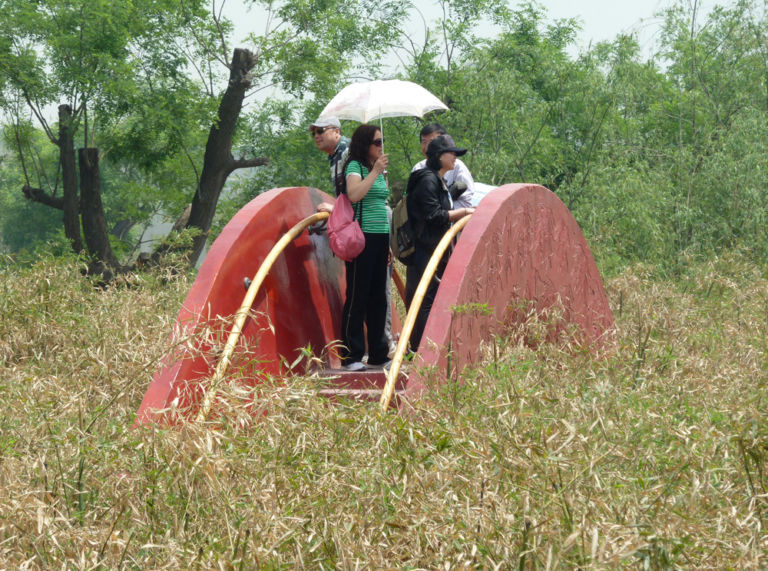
[347,155,388,203]
[451,160,476,208]
[448,206,474,221]
[415,177,473,224]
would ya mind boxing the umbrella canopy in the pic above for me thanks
[319,80,448,124]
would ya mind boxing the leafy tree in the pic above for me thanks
[402,2,595,195]
[0,0,209,275]
[696,108,768,256]
[176,0,409,265]
[0,123,63,252]
[647,0,768,256]
[0,0,409,270]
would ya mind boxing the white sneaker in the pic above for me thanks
[343,361,366,372]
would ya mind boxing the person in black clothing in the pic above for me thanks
[405,135,474,352]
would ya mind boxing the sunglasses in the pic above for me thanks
[310,126,335,136]
[372,138,385,147]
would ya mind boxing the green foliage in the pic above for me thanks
[0,0,416,257]
[0,124,62,252]
[404,0,768,273]
[694,108,768,257]
[0,162,62,253]
[4,0,768,274]
[0,0,215,260]
[568,162,676,276]
[259,0,407,95]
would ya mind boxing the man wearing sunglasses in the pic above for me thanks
[309,116,349,192]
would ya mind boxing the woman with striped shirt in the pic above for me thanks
[339,124,391,371]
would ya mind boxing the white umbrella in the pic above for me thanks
[319,80,448,157]
[319,80,448,124]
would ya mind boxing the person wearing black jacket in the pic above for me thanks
[405,135,474,352]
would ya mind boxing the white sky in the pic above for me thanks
[537,0,672,52]
[222,0,710,61]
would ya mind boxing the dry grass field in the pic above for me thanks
[0,252,766,568]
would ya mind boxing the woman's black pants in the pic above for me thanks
[404,246,448,353]
[341,232,390,365]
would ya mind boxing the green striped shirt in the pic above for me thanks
[345,160,390,234]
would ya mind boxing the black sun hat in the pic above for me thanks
[426,134,467,159]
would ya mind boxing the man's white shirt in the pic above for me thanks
[411,158,475,208]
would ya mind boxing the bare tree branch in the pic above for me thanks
[181,0,229,69]
[212,0,230,64]
[12,119,31,187]
[230,156,269,172]
[23,185,65,210]
[21,89,57,145]
[30,141,56,194]
[179,135,202,187]
[173,37,212,95]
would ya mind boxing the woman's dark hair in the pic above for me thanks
[426,153,442,171]
[346,124,380,170]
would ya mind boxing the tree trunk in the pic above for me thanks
[59,104,83,253]
[185,48,268,266]
[79,148,120,275]
[111,219,135,240]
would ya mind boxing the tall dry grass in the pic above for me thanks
[0,252,766,568]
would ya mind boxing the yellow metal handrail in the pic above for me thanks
[380,214,472,411]
[196,212,330,422]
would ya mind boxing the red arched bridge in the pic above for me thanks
[135,184,614,424]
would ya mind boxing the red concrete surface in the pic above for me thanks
[135,187,347,424]
[406,183,615,398]
[136,183,613,423]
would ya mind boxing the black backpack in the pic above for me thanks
[391,168,441,265]
[390,189,416,265]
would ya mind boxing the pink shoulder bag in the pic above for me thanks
[327,192,365,262]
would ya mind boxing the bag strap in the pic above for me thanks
[350,161,366,229]
[334,156,349,197]
[339,159,369,229]
[354,194,363,228]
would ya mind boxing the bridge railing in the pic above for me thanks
[196,212,330,422]
[380,214,473,411]
[195,207,471,419]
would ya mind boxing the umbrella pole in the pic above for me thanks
[379,115,384,153]
[379,113,389,185]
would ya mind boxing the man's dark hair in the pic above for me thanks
[419,123,446,140]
